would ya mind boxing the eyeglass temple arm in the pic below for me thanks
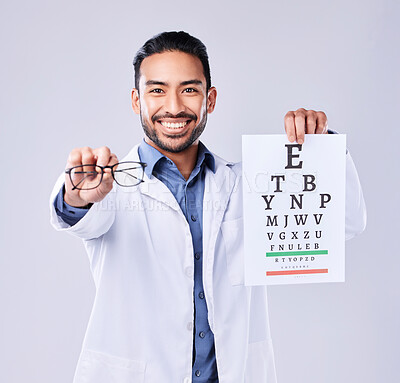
[113,169,142,182]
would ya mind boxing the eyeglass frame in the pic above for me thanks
[65,161,148,191]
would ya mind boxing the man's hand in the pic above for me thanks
[64,146,118,207]
[284,108,328,144]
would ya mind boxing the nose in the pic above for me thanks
[164,91,185,115]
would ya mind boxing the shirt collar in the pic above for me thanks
[138,139,215,178]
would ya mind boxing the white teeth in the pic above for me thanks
[160,121,188,129]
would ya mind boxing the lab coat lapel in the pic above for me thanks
[202,158,237,330]
[138,175,182,212]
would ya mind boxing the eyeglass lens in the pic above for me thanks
[113,162,144,187]
[70,165,103,190]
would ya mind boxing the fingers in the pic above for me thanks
[66,148,83,169]
[108,153,119,167]
[305,110,317,135]
[284,109,328,144]
[83,147,117,188]
[100,151,119,188]
[92,146,111,167]
[294,109,306,144]
[284,111,296,143]
[67,146,115,168]
[64,146,118,206]
[81,147,96,167]
[316,111,328,134]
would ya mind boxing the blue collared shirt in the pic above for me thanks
[54,139,219,382]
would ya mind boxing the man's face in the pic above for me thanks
[131,51,217,153]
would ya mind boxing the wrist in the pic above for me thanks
[64,189,91,208]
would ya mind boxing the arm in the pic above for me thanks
[344,152,367,239]
[53,184,90,226]
[49,146,117,240]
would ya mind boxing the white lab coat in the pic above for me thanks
[49,145,366,383]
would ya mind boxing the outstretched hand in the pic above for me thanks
[64,146,118,207]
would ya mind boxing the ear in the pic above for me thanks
[207,87,217,114]
[131,88,140,114]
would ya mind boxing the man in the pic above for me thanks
[50,31,366,383]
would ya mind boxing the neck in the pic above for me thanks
[145,138,199,180]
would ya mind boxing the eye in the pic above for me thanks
[183,88,198,93]
[149,88,164,94]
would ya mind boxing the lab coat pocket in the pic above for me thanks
[221,217,244,286]
[73,349,146,383]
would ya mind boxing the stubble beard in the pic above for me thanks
[140,111,208,154]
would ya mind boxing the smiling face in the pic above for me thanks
[131,51,217,154]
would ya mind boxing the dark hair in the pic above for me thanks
[133,31,211,91]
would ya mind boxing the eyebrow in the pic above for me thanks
[145,79,203,87]
[180,80,203,86]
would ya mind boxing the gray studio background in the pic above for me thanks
[1,0,399,382]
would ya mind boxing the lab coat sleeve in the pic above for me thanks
[345,151,367,240]
[53,185,89,225]
[49,172,116,240]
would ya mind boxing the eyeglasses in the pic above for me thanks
[65,161,147,190]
